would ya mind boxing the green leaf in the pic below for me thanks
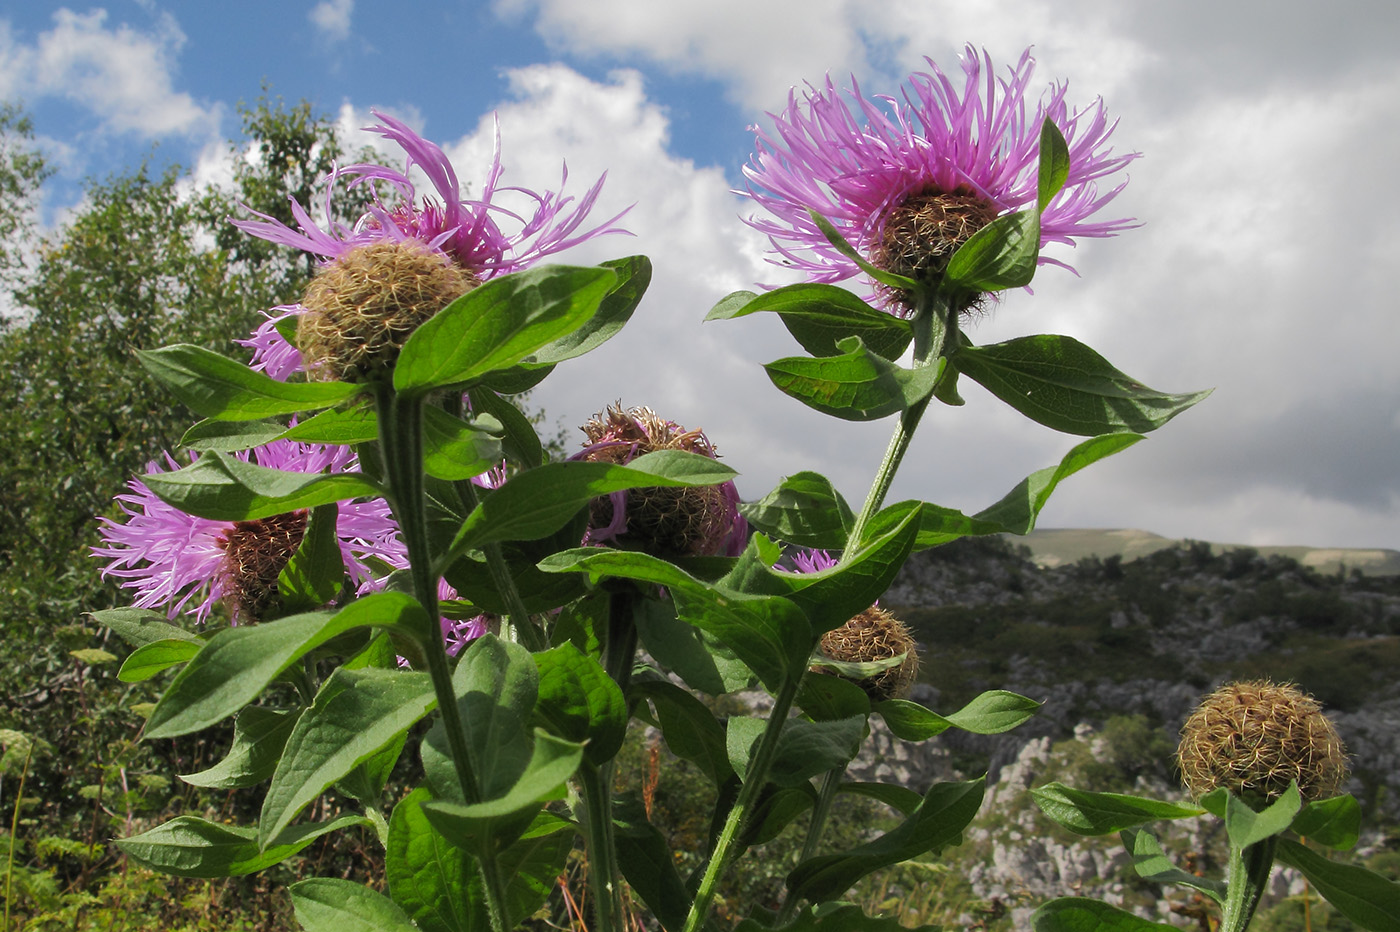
[1121,828,1225,902]
[117,638,202,682]
[634,594,754,694]
[1031,783,1203,836]
[806,209,920,292]
[744,785,819,846]
[533,642,627,766]
[137,344,362,421]
[944,209,1040,292]
[524,255,651,365]
[387,788,480,932]
[1031,897,1181,931]
[837,782,923,817]
[1292,794,1362,850]
[466,387,543,468]
[422,730,583,838]
[874,690,1041,740]
[394,265,616,396]
[632,679,734,785]
[141,449,382,522]
[953,335,1211,436]
[277,503,345,612]
[181,418,287,452]
[614,795,695,931]
[1038,118,1071,212]
[145,593,429,739]
[443,525,590,615]
[740,471,855,550]
[1225,782,1302,850]
[764,715,866,786]
[279,404,379,445]
[786,778,985,904]
[795,674,871,723]
[290,877,419,932]
[764,336,941,421]
[1277,837,1400,932]
[180,707,300,789]
[116,814,368,879]
[448,450,736,553]
[422,405,503,481]
[259,667,437,847]
[705,283,913,360]
[90,607,202,648]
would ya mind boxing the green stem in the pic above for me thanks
[682,672,804,932]
[773,766,846,926]
[454,479,548,651]
[578,765,625,932]
[1221,837,1277,932]
[4,738,33,932]
[842,292,956,556]
[478,857,513,932]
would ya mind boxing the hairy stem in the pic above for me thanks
[774,766,846,926]
[1221,837,1277,932]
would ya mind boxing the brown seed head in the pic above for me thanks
[579,403,734,557]
[217,510,308,622]
[297,241,478,381]
[870,187,1001,315]
[816,606,920,702]
[1177,680,1348,804]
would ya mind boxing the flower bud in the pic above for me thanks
[217,511,307,622]
[816,606,920,702]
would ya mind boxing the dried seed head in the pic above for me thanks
[870,187,1001,315]
[1177,680,1348,804]
[297,241,478,381]
[579,403,738,558]
[816,606,920,702]
[217,511,308,622]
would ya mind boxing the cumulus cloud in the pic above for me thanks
[309,0,354,44]
[0,8,218,138]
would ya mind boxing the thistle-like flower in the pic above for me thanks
[576,403,747,558]
[742,46,1138,314]
[234,111,630,380]
[1177,680,1348,804]
[93,440,403,624]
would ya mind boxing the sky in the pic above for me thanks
[3,1,1399,551]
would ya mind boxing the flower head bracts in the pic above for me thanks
[93,440,404,624]
[741,46,1138,304]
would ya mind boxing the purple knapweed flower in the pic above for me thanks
[93,440,404,624]
[742,46,1138,314]
[575,404,747,558]
[234,111,630,378]
[777,548,839,575]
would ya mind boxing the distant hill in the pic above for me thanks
[1015,528,1400,577]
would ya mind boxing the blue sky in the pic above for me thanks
[5,1,1400,551]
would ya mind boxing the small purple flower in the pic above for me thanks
[778,549,839,574]
[93,440,404,624]
[233,111,631,376]
[742,46,1138,311]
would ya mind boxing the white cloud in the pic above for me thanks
[309,0,354,44]
[0,8,218,138]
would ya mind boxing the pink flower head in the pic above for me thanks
[233,111,631,375]
[778,549,839,574]
[93,440,405,624]
[742,47,1138,306]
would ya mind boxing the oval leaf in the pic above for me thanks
[137,344,361,421]
[765,337,940,421]
[141,449,383,522]
[1031,783,1203,836]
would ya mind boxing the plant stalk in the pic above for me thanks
[1221,837,1278,932]
[454,479,548,651]
[773,765,846,926]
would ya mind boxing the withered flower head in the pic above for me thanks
[816,606,920,702]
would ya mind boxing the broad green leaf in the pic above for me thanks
[181,418,286,452]
[421,405,503,481]
[260,667,437,847]
[447,450,736,555]
[705,283,913,360]
[116,814,368,879]
[145,592,428,739]
[807,209,920,292]
[740,471,855,550]
[1277,837,1400,932]
[387,788,480,932]
[944,209,1040,293]
[523,255,651,364]
[466,387,543,468]
[277,503,344,612]
[141,449,383,522]
[117,638,202,682]
[875,690,1041,740]
[1031,897,1180,931]
[764,715,866,786]
[745,785,819,846]
[953,335,1211,436]
[1121,828,1225,902]
[614,794,694,932]
[1038,118,1071,212]
[1292,794,1362,850]
[786,778,985,903]
[290,877,419,932]
[180,706,300,789]
[1225,782,1301,850]
[422,730,583,840]
[137,344,361,421]
[494,813,575,927]
[632,679,733,785]
[796,673,871,722]
[837,781,923,817]
[764,336,941,421]
[1031,783,1203,836]
[533,642,627,766]
[394,265,616,396]
[90,607,201,648]
[279,404,379,445]
[783,501,920,632]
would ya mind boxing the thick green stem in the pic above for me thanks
[842,292,956,556]
[1221,838,1277,932]
[454,479,547,651]
[578,765,625,932]
[774,766,846,926]
[682,672,804,932]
